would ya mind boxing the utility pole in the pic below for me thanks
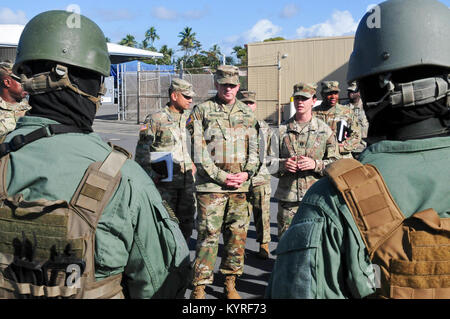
[277,52,288,126]
[137,61,141,124]
[180,60,184,79]
[277,51,281,126]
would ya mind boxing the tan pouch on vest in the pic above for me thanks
[0,144,131,299]
[325,158,450,299]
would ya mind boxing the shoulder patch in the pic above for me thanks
[140,123,149,132]
[186,114,194,126]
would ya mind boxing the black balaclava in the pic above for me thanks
[26,62,102,133]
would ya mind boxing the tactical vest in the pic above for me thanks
[0,145,131,299]
[325,159,450,299]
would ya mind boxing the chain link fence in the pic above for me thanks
[120,69,223,123]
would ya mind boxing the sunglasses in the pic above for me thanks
[10,74,22,83]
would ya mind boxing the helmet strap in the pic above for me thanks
[20,64,105,110]
[389,76,449,108]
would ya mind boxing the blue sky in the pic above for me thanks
[1,0,449,59]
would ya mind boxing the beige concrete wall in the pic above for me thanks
[247,36,355,123]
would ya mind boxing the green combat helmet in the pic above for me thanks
[13,10,110,109]
[347,0,450,83]
[347,0,450,139]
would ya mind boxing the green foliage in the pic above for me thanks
[145,26,160,47]
[232,45,247,66]
[117,26,243,70]
[263,37,286,42]
[119,34,138,47]
[178,27,198,59]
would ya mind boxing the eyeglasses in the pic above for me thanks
[220,83,238,89]
[182,94,193,100]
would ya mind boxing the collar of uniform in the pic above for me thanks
[0,98,8,111]
[213,96,247,114]
[164,104,186,120]
[360,137,450,159]
[315,102,340,113]
[0,98,16,111]
[286,116,317,133]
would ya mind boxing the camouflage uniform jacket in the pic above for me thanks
[274,116,340,202]
[346,100,369,153]
[313,102,362,155]
[0,98,31,137]
[135,105,193,188]
[251,120,276,187]
[186,96,259,193]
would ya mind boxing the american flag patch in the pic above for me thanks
[139,123,149,131]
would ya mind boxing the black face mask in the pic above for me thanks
[359,70,450,143]
[27,67,102,133]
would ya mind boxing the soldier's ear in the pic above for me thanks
[170,91,178,101]
[0,77,10,88]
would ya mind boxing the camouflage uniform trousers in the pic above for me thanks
[277,200,301,239]
[157,183,196,242]
[192,192,250,286]
[249,183,272,244]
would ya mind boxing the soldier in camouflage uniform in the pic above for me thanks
[238,90,273,259]
[0,61,31,138]
[313,81,362,158]
[274,83,340,238]
[135,78,196,242]
[345,81,369,158]
[187,65,259,299]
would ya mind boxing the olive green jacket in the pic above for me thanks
[4,116,190,299]
[267,137,450,298]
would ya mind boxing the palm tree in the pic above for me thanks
[233,45,248,66]
[119,34,137,48]
[140,39,149,50]
[178,27,197,59]
[158,45,174,65]
[145,26,160,48]
[201,44,222,68]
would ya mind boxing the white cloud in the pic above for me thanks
[151,6,208,21]
[296,10,358,38]
[244,19,282,42]
[96,9,135,22]
[220,19,282,57]
[183,8,208,20]
[280,4,299,19]
[0,8,27,24]
[152,6,178,20]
